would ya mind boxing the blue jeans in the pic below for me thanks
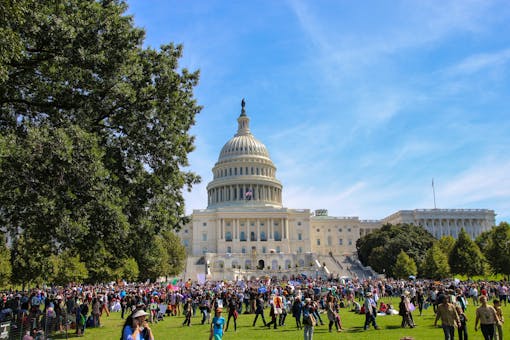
[442,325,455,340]
[304,324,314,340]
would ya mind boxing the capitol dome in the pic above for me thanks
[206,100,282,208]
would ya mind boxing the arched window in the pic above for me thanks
[225,231,232,242]
[245,260,251,269]
[298,259,305,266]
[285,259,291,269]
[262,246,266,253]
[272,260,278,270]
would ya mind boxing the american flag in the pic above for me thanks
[245,189,253,199]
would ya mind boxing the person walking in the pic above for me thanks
[210,307,225,340]
[456,305,468,340]
[475,295,500,340]
[363,292,380,331]
[326,295,341,332]
[493,299,504,340]
[182,298,192,327]
[252,294,266,327]
[302,298,315,340]
[224,297,238,332]
[292,297,303,329]
[434,294,460,340]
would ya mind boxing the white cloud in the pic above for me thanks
[446,48,510,76]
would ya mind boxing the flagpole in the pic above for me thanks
[432,178,437,209]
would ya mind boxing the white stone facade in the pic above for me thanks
[178,102,496,280]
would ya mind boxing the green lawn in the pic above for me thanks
[56,297,508,340]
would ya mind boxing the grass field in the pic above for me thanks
[55,297,508,340]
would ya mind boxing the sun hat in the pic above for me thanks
[216,307,223,312]
[132,310,148,318]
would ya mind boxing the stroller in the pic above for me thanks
[156,304,167,321]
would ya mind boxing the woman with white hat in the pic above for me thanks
[121,309,154,340]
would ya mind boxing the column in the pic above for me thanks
[220,219,224,240]
[257,219,260,242]
[269,218,273,240]
[234,219,238,240]
[285,218,289,240]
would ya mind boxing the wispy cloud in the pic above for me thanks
[446,48,510,76]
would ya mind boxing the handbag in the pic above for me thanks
[308,314,317,326]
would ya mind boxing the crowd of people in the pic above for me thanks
[0,276,507,340]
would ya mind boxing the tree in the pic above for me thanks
[449,228,486,277]
[115,258,139,282]
[160,230,187,277]
[49,251,88,285]
[421,243,450,279]
[0,234,12,287]
[437,236,456,257]
[0,0,200,284]
[485,222,510,276]
[356,224,435,277]
[393,250,417,279]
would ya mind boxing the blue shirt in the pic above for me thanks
[122,325,141,340]
[212,316,225,336]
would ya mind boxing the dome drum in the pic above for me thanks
[206,101,283,209]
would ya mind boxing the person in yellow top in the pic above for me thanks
[493,299,504,340]
[434,294,460,340]
[475,295,501,340]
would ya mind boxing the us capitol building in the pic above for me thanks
[178,101,496,281]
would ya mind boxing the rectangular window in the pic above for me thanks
[348,239,352,245]
[317,239,320,246]
[298,233,302,241]
[339,239,343,245]
[202,233,207,241]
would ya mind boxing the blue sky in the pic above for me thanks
[128,0,510,223]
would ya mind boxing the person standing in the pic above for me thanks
[210,308,225,340]
[475,295,500,340]
[434,294,460,340]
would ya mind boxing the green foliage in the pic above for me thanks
[0,0,199,285]
[437,236,455,257]
[485,222,510,276]
[0,234,12,286]
[449,228,486,277]
[160,230,187,277]
[50,250,88,285]
[356,223,435,277]
[115,258,139,282]
[421,243,450,280]
[393,250,417,279]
